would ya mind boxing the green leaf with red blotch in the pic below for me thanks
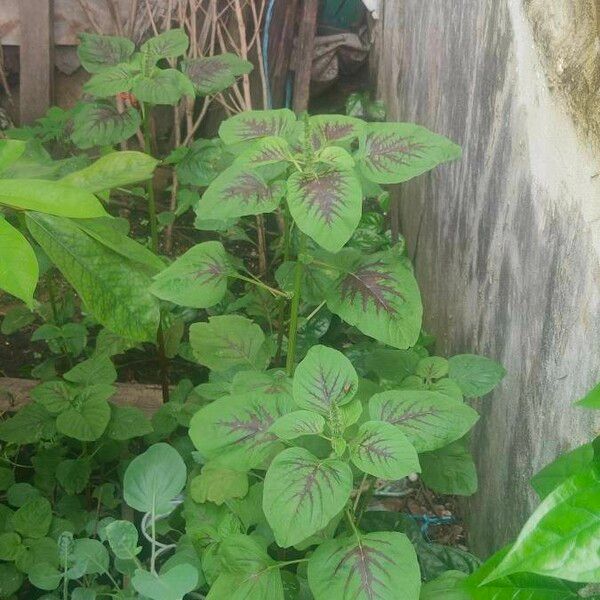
[184,53,252,95]
[197,164,284,221]
[357,122,461,184]
[219,109,296,145]
[150,241,233,308]
[77,33,135,73]
[292,345,358,415]
[287,166,362,252]
[263,447,353,547]
[323,247,422,349]
[188,392,293,470]
[349,421,420,480]
[307,531,421,600]
[309,114,365,149]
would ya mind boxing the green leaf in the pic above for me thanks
[235,136,293,168]
[269,410,325,440]
[107,405,153,440]
[0,468,15,491]
[369,390,479,452]
[64,355,117,386]
[11,497,52,539]
[71,102,141,149]
[416,356,449,380]
[30,381,72,413]
[56,393,111,441]
[27,212,160,342]
[190,463,248,505]
[0,403,55,444]
[184,53,253,95]
[576,381,600,409]
[287,166,362,252]
[308,114,365,149]
[77,33,135,73]
[219,109,296,145]
[61,151,157,193]
[198,164,284,221]
[0,139,26,173]
[105,520,141,560]
[293,345,358,414]
[151,241,233,308]
[189,315,269,371]
[67,538,109,578]
[307,531,421,600]
[0,532,22,561]
[447,354,505,398]
[176,138,232,187]
[28,562,61,591]
[84,63,138,97]
[7,483,39,507]
[133,69,195,105]
[0,305,35,335]
[484,467,600,584]
[420,571,469,600]
[231,369,293,403]
[140,29,189,61]
[56,458,91,494]
[0,217,38,306]
[263,447,353,547]
[350,420,420,480]
[357,122,461,184]
[0,563,23,596]
[189,392,291,470]
[132,564,198,600]
[419,438,478,496]
[325,247,422,349]
[124,443,187,514]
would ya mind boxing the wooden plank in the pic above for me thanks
[18,0,54,124]
[293,0,319,114]
[0,377,164,416]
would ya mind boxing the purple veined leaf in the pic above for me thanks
[176,138,233,187]
[315,146,356,170]
[132,69,195,106]
[234,136,293,169]
[309,114,365,150]
[77,33,135,74]
[219,109,297,145]
[84,63,138,98]
[307,531,421,600]
[140,28,189,61]
[358,122,462,184]
[349,420,420,480]
[262,447,353,547]
[188,392,294,471]
[71,103,141,150]
[150,241,233,308]
[287,166,362,253]
[231,369,293,404]
[197,164,285,221]
[293,345,359,415]
[269,410,326,440]
[183,53,253,96]
[324,247,422,349]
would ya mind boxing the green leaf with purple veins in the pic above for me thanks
[325,247,422,349]
[150,241,233,308]
[349,420,420,480]
[293,345,358,415]
[263,447,353,547]
[84,63,138,98]
[369,390,479,452]
[309,114,365,149]
[307,531,421,600]
[231,370,293,404]
[358,122,461,184]
[189,392,292,471]
[140,28,189,61]
[184,53,252,95]
[77,33,134,73]
[71,103,141,149]
[269,410,325,440]
[132,69,194,106]
[219,109,296,145]
[198,164,284,221]
[235,136,293,169]
[287,167,362,252]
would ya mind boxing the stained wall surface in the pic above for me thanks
[374,0,600,555]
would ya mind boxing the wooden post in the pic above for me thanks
[293,0,319,114]
[19,0,54,124]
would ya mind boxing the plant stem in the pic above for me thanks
[232,273,288,298]
[285,234,306,375]
[142,103,159,254]
[356,476,377,524]
[345,508,361,541]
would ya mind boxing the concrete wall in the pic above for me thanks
[374,0,600,556]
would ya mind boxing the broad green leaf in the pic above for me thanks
[7,483,39,507]
[84,63,138,97]
[189,315,269,371]
[133,564,198,600]
[56,394,111,441]
[0,532,21,561]
[11,497,52,539]
[189,392,291,470]
[27,212,160,342]
[369,390,479,452]
[56,458,91,494]
[71,102,141,149]
[308,114,365,149]
[269,410,325,440]
[15,535,59,575]
[190,463,248,505]
[133,69,195,105]
[419,438,478,496]
[105,520,141,560]
[293,345,358,414]
[416,356,449,380]
[0,179,107,217]
[150,241,233,308]
[176,139,232,187]
[219,109,296,145]
[350,420,420,480]
[531,443,594,500]
[28,562,61,591]
[67,538,109,578]
[0,305,35,334]
[231,369,293,403]
[184,53,253,95]
[0,139,26,173]
[287,166,362,252]
[448,354,505,398]
[576,381,600,409]
[140,28,189,61]
[107,405,153,440]
[484,468,600,584]
[235,136,293,168]
[0,469,15,492]
[77,33,135,73]
[64,355,117,385]
[325,247,422,349]
[0,217,38,306]
[0,403,56,444]
[275,259,334,305]
[363,347,420,383]
[316,146,355,169]
[0,563,23,596]
[357,122,461,184]
[124,443,187,514]
[263,447,353,547]
[61,151,157,193]
[198,164,284,221]
[308,531,421,600]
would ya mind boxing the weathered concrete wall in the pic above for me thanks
[374,0,600,556]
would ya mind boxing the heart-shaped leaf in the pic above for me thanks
[358,122,461,184]
[269,410,325,440]
[11,497,52,539]
[307,531,421,600]
[176,139,233,187]
[71,102,141,149]
[56,394,111,441]
[184,53,253,95]
[219,109,296,145]
[369,390,479,452]
[132,69,195,105]
[105,520,141,560]
[0,403,55,444]
[263,447,353,547]
[132,564,198,600]
[309,114,365,149]
[84,63,138,97]
[77,33,135,73]
[150,241,233,308]
[107,405,153,440]
[287,166,362,252]
[140,28,189,61]
[448,354,505,398]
